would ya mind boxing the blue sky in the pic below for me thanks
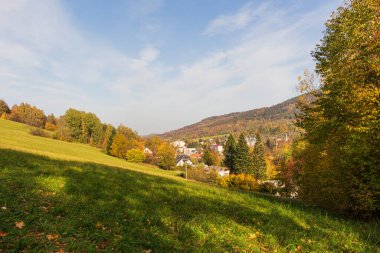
[0,0,341,134]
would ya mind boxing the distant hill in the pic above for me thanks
[160,95,301,140]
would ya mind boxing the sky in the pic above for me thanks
[0,0,341,135]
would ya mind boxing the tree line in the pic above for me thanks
[0,100,177,170]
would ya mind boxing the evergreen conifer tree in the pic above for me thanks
[223,134,237,172]
[252,133,266,180]
[234,133,251,174]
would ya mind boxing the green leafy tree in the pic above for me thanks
[252,133,266,180]
[126,148,146,163]
[296,0,380,216]
[223,134,237,171]
[203,149,217,166]
[62,108,83,141]
[102,124,116,154]
[234,133,251,174]
[85,112,103,145]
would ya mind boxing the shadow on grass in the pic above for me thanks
[0,149,378,252]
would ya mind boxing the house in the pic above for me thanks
[184,147,197,156]
[204,166,230,177]
[210,144,224,154]
[246,136,256,147]
[176,155,193,167]
[172,140,186,148]
[143,147,153,155]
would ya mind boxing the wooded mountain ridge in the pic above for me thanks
[161,95,301,140]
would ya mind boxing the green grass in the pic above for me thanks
[0,119,379,252]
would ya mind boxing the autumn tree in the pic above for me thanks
[126,148,146,163]
[156,142,176,170]
[9,103,46,127]
[252,133,266,180]
[296,0,380,216]
[45,114,57,131]
[110,133,129,158]
[0,99,10,116]
[145,136,164,155]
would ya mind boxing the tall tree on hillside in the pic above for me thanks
[296,0,380,216]
[252,133,266,180]
[110,133,129,158]
[85,112,104,145]
[102,124,116,154]
[234,133,251,174]
[63,108,83,141]
[0,99,10,115]
[45,114,57,131]
[156,142,176,170]
[145,136,164,155]
[223,134,237,172]
[203,149,219,166]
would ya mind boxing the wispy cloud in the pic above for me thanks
[0,0,340,134]
[204,2,267,35]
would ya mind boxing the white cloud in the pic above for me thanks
[0,0,340,134]
[204,2,267,35]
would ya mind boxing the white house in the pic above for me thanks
[184,147,197,156]
[205,166,230,177]
[175,155,193,167]
[172,140,186,148]
[210,144,224,154]
[246,136,256,147]
[143,147,153,155]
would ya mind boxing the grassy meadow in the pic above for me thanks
[0,119,379,252]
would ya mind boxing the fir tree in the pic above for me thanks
[252,133,266,180]
[223,134,236,172]
[234,133,251,174]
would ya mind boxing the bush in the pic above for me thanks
[186,167,218,184]
[259,182,277,194]
[125,148,146,163]
[218,174,259,191]
[29,128,50,138]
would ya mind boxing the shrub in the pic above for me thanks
[259,182,277,194]
[186,167,218,184]
[44,122,57,131]
[218,174,259,191]
[125,148,146,163]
[29,128,50,138]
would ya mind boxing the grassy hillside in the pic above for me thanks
[160,96,300,140]
[0,119,379,252]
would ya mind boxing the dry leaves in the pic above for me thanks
[15,221,25,229]
[0,231,8,237]
[46,234,60,241]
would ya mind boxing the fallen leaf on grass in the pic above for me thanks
[55,249,65,253]
[297,245,302,253]
[0,231,8,237]
[144,250,152,253]
[46,234,60,241]
[15,221,25,229]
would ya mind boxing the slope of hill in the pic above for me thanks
[0,119,378,252]
[160,96,300,140]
